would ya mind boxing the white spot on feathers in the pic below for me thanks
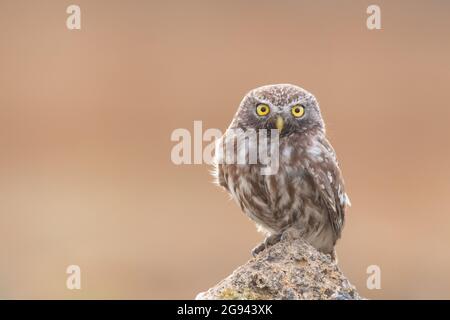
[327,171,333,184]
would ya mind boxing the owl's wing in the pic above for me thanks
[214,163,229,191]
[306,138,350,240]
[211,135,230,191]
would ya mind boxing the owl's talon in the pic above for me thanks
[265,233,282,246]
[251,243,266,257]
[251,233,282,257]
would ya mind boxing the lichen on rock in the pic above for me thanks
[196,238,362,300]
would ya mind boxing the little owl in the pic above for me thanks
[213,84,350,258]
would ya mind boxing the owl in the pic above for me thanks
[213,84,351,257]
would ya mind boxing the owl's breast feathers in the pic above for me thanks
[213,132,350,248]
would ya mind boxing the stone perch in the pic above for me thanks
[196,238,362,300]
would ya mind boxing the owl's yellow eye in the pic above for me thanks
[291,105,305,118]
[256,104,270,116]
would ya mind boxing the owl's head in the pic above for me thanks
[230,84,325,137]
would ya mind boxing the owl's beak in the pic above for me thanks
[275,116,284,133]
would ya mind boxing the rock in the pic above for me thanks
[196,238,362,300]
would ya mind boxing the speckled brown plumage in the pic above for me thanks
[213,84,350,256]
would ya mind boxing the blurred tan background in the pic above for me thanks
[0,0,449,299]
